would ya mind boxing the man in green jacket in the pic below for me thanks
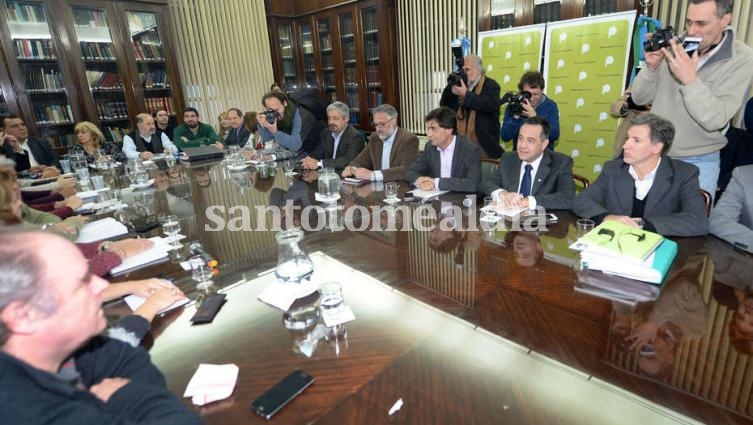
[173,107,223,151]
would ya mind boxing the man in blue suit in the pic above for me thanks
[405,106,481,193]
[481,116,574,210]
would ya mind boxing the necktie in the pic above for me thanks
[520,164,533,197]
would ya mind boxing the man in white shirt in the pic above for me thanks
[121,113,176,161]
[572,113,708,236]
[481,116,574,210]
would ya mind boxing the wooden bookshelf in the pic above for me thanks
[0,0,184,149]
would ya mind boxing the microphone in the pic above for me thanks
[189,242,218,268]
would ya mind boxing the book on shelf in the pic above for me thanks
[580,238,678,285]
[570,220,664,263]
[14,39,56,59]
[7,2,45,23]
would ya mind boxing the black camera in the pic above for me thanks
[643,26,676,52]
[263,108,280,124]
[500,91,532,116]
[447,45,467,87]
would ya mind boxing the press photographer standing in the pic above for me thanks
[440,54,502,159]
[257,90,326,154]
[501,71,560,151]
[631,0,753,199]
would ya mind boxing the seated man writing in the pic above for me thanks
[0,230,202,424]
[572,113,707,236]
[405,106,481,193]
[481,116,574,210]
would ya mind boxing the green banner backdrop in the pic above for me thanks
[478,25,546,151]
[543,11,636,181]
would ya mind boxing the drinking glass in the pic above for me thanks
[90,175,105,190]
[319,282,344,314]
[384,182,398,201]
[160,214,180,236]
[75,167,91,191]
[59,159,71,174]
[576,218,595,238]
[190,256,212,283]
[483,196,497,218]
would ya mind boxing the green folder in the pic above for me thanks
[577,220,664,262]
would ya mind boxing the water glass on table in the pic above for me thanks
[576,218,595,238]
[483,196,497,218]
[59,159,72,174]
[384,182,398,201]
[160,214,181,237]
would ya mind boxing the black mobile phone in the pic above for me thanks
[250,370,314,419]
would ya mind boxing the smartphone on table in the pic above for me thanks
[250,370,314,419]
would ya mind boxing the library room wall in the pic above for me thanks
[168,0,274,121]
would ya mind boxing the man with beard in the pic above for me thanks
[256,91,326,155]
[342,104,419,182]
[301,101,365,172]
[122,113,177,160]
[172,107,222,151]
[153,109,175,142]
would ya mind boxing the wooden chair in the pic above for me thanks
[700,189,712,217]
[572,173,590,191]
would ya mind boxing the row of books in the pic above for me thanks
[25,69,64,92]
[5,2,45,23]
[366,65,382,85]
[87,71,123,91]
[80,42,116,61]
[103,126,131,143]
[570,220,678,305]
[140,71,170,89]
[362,10,378,33]
[72,9,107,28]
[145,97,174,114]
[127,12,157,34]
[14,39,56,60]
[34,104,74,125]
[363,39,380,62]
[45,133,77,149]
[133,40,164,61]
[95,101,128,121]
[368,90,383,108]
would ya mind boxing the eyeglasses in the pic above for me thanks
[373,117,394,128]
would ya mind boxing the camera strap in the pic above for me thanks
[456,75,485,145]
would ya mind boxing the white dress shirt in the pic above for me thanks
[629,158,661,201]
[372,129,397,182]
[122,132,176,160]
[492,153,544,210]
[433,136,456,189]
[20,139,39,167]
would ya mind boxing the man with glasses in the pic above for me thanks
[301,101,365,172]
[501,71,560,151]
[630,0,753,199]
[342,104,419,182]
[481,116,574,210]
[572,113,708,236]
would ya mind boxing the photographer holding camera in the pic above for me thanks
[501,71,560,151]
[630,0,753,199]
[257,90,325,155]
[440,54,503,159]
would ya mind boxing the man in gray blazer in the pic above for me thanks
[302,101,365,172]
[481,116,574,210]
[709,165,753,253]
[342,104,419,182]
[405,106,481,193]
[572,113,707,237]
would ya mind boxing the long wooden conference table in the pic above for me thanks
[104,161,753,424]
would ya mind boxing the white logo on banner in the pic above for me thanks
[554,85,563,95]
[559,33,567,43]
[594,164,603,173]
[574,124,582,134]
[523,61,531,71]
[581,43,590,54]
[505,51,512,60]
[596,138,606,148]
[557,59,565,70]
[525,36,532,46]
[608,26,618,38]
[576,98,585,108]
[601,84,611,95]
[598,112,608,122]
[605,56,614,67]
[503,75,511,84]
[571,149,580,158]
[578,71,588,82]
[488,41,495,49]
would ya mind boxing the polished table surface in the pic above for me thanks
[104,161,753,424]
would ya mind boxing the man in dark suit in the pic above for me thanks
[481,116,574,210]
[223,108,250,147]
[301,101,365,172]
[440,54,502,159]
[1,115,60,176]
[342,104,419,182]
[572,113,708,237]
[405,106,481,193]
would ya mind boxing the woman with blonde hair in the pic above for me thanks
[70,121,127,164]
[217,111,231,142]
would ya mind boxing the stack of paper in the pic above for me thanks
[110,237,171,275]
[75,217,128,243]
[411,188,448,200]
[574,270,661,306]
[570,221,676,284]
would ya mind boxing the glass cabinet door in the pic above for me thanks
[3,0,75,147]
[360,7,380,123]
[300,22,316,90]
[339,12,358,125]
[70,5,129,143]
[317,18,336,103]
[125,10,174,118]
[278,22,298,92]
